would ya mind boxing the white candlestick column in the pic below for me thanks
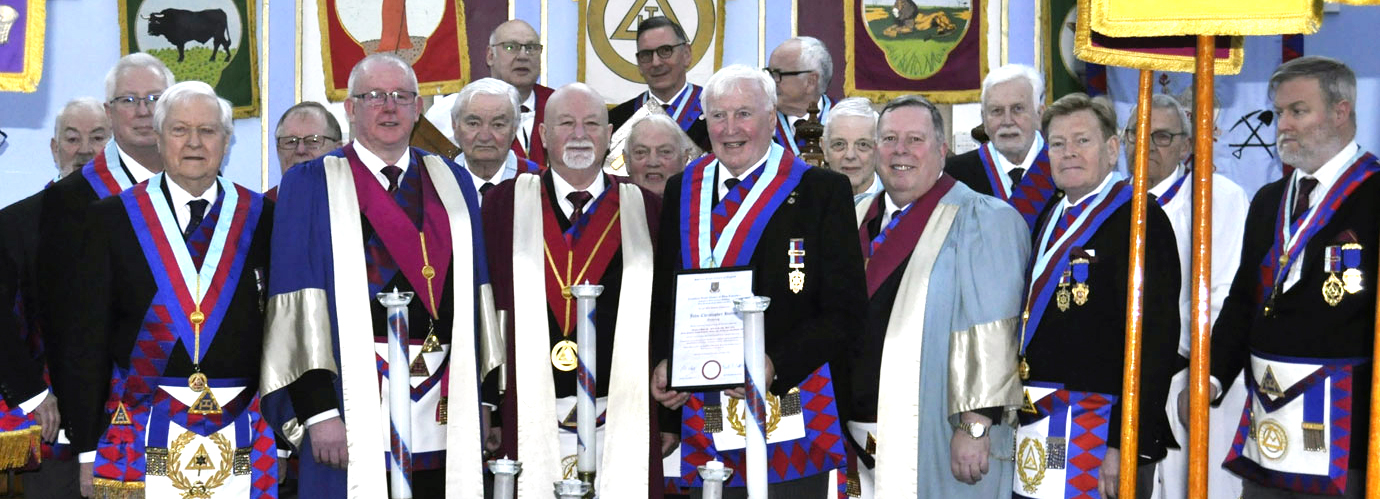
[697,459,735,499]
[488,458,522,499]
[377,289,415,499]
[735,296,771,499]
[570,283,604,487]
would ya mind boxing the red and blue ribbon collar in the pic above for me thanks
[638,84,704,132]
[1258,150,1379,305]
[680,144,808,269]
[119,174,261,364]
[977,139,1056,229]
[81,140,136,199]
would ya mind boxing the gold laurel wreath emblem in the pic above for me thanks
[726,394,782,438]
[167,431,234,499]
[1016,437,1047,494]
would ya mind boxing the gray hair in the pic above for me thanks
[1126,93,1192,139]
[1269,55,1357,127]
[794,36,833,90]
[104,53,175,101]
[878,95,947,146]
[824,97,878,140]
[53,97,109,137]
[347,53,419,97]
[451,77,522,124]
[702,64,777,113]
[154,81,234,136]
[981,64,1045,111]
[626,113,694,154]
[275,101,342,140]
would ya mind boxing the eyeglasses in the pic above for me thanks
[763,67,813,82]
[109,94,162,110]
[635,42,688,64]
[1127,130,1187,147]
[351,90,419,107]
[491,42,543,55]
[277,134,340,150]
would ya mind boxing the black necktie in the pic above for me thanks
[1292,177,1318,223]
[480,182,495,195]
[185,199,209,239]
[567,190,593,227]
[662,104,672,113]
[724,178,741,191]
[521,105,531,114]
[891,210,903,227]
[382,165,403,193]
[1008,167,1026,189]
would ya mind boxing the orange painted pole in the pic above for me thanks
[1187,34,1216,499]
[1120,69,1154,499]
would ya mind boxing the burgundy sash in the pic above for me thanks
[856,176,955,297]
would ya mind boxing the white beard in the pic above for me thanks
[563,142,597,170]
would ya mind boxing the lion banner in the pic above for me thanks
[119,0,259,117]
[844,0,986,103]
[578,0,725,105]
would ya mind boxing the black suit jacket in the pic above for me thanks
[944,149,995,196]
[0,192,50,407]
[609,93,712,153]
[63,188,274,451]
[1024,191,1181,461]
[1211,168,1380,471]
[650,159,868,429]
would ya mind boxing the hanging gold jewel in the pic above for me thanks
[1018,357,1031,381]
[1323,273,1345,306]
[188,389,222,416]
[1055,287,1071,312]
[410,354,431,377]
[111,402,133,425]
[187,372,208,393]
[1072,283,1090,306]
[551,339,579,371]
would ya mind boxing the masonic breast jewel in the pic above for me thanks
[1323,242,1364,306]
[788,238,806,294]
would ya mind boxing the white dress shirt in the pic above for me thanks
[460,151,523,198]
[1063,169,1117,209]
[715,149,772,201]
[352,140,411,190]
[854,173,885,206]
[1283,140,1360,291]
[166,177,221,234]
[647,82,691,108]
[990,133,1044,197]
[550,169,607,220]
[879,192,911,230]
[115,144,157,184]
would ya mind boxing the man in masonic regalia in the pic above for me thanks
[846,95,1025,498]
[64,81,279,498]
[259,54,493,498]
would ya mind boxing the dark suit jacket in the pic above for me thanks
[1211,169,1380,471]
[945,149,995,196]
[63,187,274,451]
[608,93,712,153]
[512,84,555,168]
[650,158,868,430]
[1024,191,1181,461]
[0,192,50,407]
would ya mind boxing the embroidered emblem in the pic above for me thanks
[1257,419,1289,461]
[1017,437,1047,493]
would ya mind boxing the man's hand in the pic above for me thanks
[308,417,348,469]
[724,356,774,400]
[1177,384,1221,428]
[481,408,502,456]
[1098,447,1120,499]
[950,412,992,484]
[31,395,59,443]
[80,462,93,497]
[651,360,691,410]
[660,432,680,458]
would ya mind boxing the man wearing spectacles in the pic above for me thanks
[261,53,495,499]
[269,101,343,201]
[823,97,884,206]
[766,36,835,156]
[609,16,711,156]
[488,20,552,168]
[1126,94,1249,499]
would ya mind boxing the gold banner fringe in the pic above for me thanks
[0,427,40,470]
[92,478,145,499]
[1075,0,1245,75]
[1090,0,1322,37]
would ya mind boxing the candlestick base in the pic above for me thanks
[578,471,596,498]
[553,478,591,499]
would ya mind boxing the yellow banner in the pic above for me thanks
[1090,0,1322,36]
[1075,0,1243,75]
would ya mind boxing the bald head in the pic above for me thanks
[487,20,542,97]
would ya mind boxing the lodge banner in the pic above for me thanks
[120,0,259,117]
[318,0,469,101]
[1044,0,1086,101]
[578,0,725,105]
[844,0,986,103]
[1074,0,1243,75]
[0,0,43,93]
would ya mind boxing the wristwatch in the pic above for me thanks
[958,421,989,439]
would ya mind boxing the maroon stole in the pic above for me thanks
[343,145,452,317]
[541,177,623,335]
[856,176,956,297]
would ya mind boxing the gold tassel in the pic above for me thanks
[92,478,145,499]
[1302,422,1326,452]
[0,427,40,469]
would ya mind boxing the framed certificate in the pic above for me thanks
[667,266,754,392]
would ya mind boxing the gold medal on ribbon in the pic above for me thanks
[550,339,579,371]
[1072,283,1090,306]
[1344,268,1364,295]
[1323,273,1345,306]
[787,238,806,294]
[188,372,208,392]
[1055,287,1071,312]
[788,269,805,294]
